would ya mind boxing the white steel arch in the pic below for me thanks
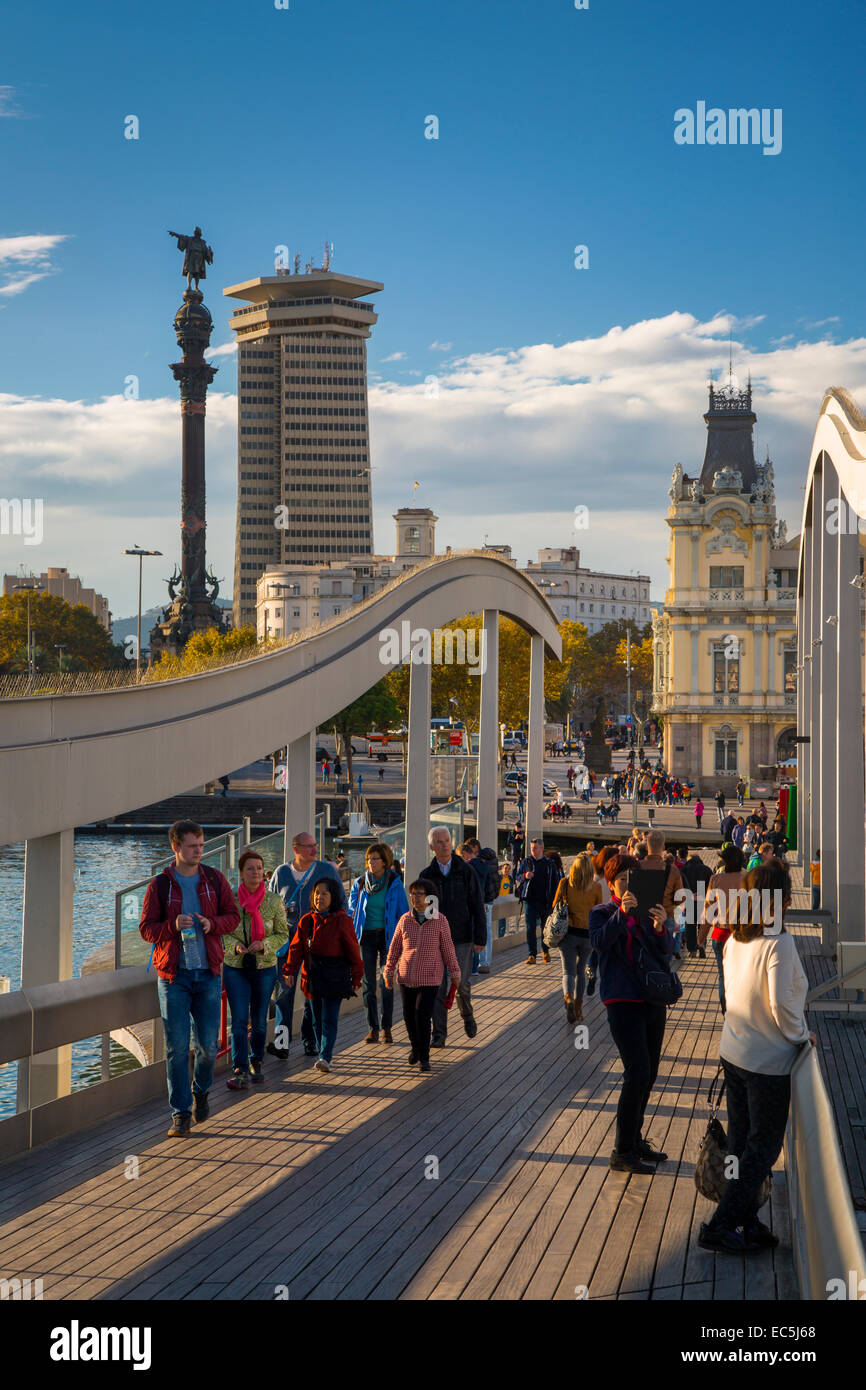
[0,552,561,848]
[797,388,866,943]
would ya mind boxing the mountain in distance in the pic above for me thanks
[112,598,232,646]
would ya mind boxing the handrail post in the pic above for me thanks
[16,831,74,1110]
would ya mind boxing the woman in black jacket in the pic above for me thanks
[589,852,677,1175]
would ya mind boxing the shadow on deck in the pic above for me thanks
[0,950,797,1300]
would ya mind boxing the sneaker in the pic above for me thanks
[464,1016,478,1039]
[266,1042,289,1061]
[585,974,597,997]
[408,1050,419,1065]
[698,1223,761,1254]
[382,1028,393,1045]
[167,1112,193,1138]
[193,1092,210,1121]
[419,1062,431,1073]
[564,995,576,1025]
[635,1137,668,1162]
[609,1151,655,1176]
[542,950,551,964]
[430,1037,446,1049]
[364,1029,379,1044]
[314,1058,331,1074]
[226,1070,247,1091]
[249,1062,264,1084]
[526,955,537,966]
[744,1218,779,1249]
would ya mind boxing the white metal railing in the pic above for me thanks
[785,1044,866,1299]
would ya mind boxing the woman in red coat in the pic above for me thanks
[284,879,363,1073]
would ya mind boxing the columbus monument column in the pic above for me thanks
[150,226,225,658]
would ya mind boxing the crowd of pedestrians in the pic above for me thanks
[140,779,812,1263]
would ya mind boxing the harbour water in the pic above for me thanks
[0,831,169,1120]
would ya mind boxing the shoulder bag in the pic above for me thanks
[695,1065,772,1207]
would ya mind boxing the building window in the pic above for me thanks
[579,602,585,613]
[714,735,738,773]
[407,526,420,539]
[599,585,605,596]
[712,641,740,692]
[292,608,300,618]
[589,603,594,613]
[709,566,744,588]
[560,605,568,617]
[405,541,419,553]
[784,649,797,693]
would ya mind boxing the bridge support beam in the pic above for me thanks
[525,634,545,854]
[404,653,431,883]
[16,831,74,1111]
[819,464,839,930]
[836,502,865,940]
[476,609,500,852]
[283,732,316,861]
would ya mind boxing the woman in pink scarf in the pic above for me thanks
[223,851,289,1089]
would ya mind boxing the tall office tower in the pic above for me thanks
[224,259,383,629]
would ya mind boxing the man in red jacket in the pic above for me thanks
[139,819,239,1137]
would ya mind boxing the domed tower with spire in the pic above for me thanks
[651,370,799,793]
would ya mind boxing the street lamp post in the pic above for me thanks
[122,547,163,677]
[12,581,43,687]
[56,645,65,672]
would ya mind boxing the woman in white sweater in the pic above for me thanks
[698,861,815,1256]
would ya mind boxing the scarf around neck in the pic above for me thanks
[238,880,267,942]
[365,868,388,895]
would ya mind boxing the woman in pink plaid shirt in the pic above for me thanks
[383,878,461,1072]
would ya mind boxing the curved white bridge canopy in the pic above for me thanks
[797,388,866,941]
[0,553,561,848]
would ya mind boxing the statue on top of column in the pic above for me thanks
[168,227,214,290]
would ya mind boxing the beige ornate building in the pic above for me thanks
[651,379,798,792]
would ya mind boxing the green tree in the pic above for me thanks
[149,625,259,679]
[321,679,402,786]
[0,592,126,673]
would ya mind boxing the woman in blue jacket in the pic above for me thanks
[348,842,410,1044]
[589,851,677,1175]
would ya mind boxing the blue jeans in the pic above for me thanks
[711,937,726,1013]
[478,904,493,968]
[524,900,547,956]
[157,967,222,1117]
[811,885,820,912]
[274,957,316,1050]
[223,964,277,1072]
[311,994,342,1063]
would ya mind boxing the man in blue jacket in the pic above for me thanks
[267,829,347,1059]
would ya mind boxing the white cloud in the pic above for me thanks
[0,234,69,298]
[2,309,864,611]
[0,272,51,297]
[429,340,453,351]
[0,87,24,118]
[381,351,406,362]
[206,341,238,358]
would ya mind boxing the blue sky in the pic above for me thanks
[2,0,865,614]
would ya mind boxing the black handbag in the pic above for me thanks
[695,1066,772,1207]
[617,923,683,1006]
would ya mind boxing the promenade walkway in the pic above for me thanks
[0,947,796,1301]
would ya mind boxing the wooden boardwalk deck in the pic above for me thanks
[0,941,797,1301]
